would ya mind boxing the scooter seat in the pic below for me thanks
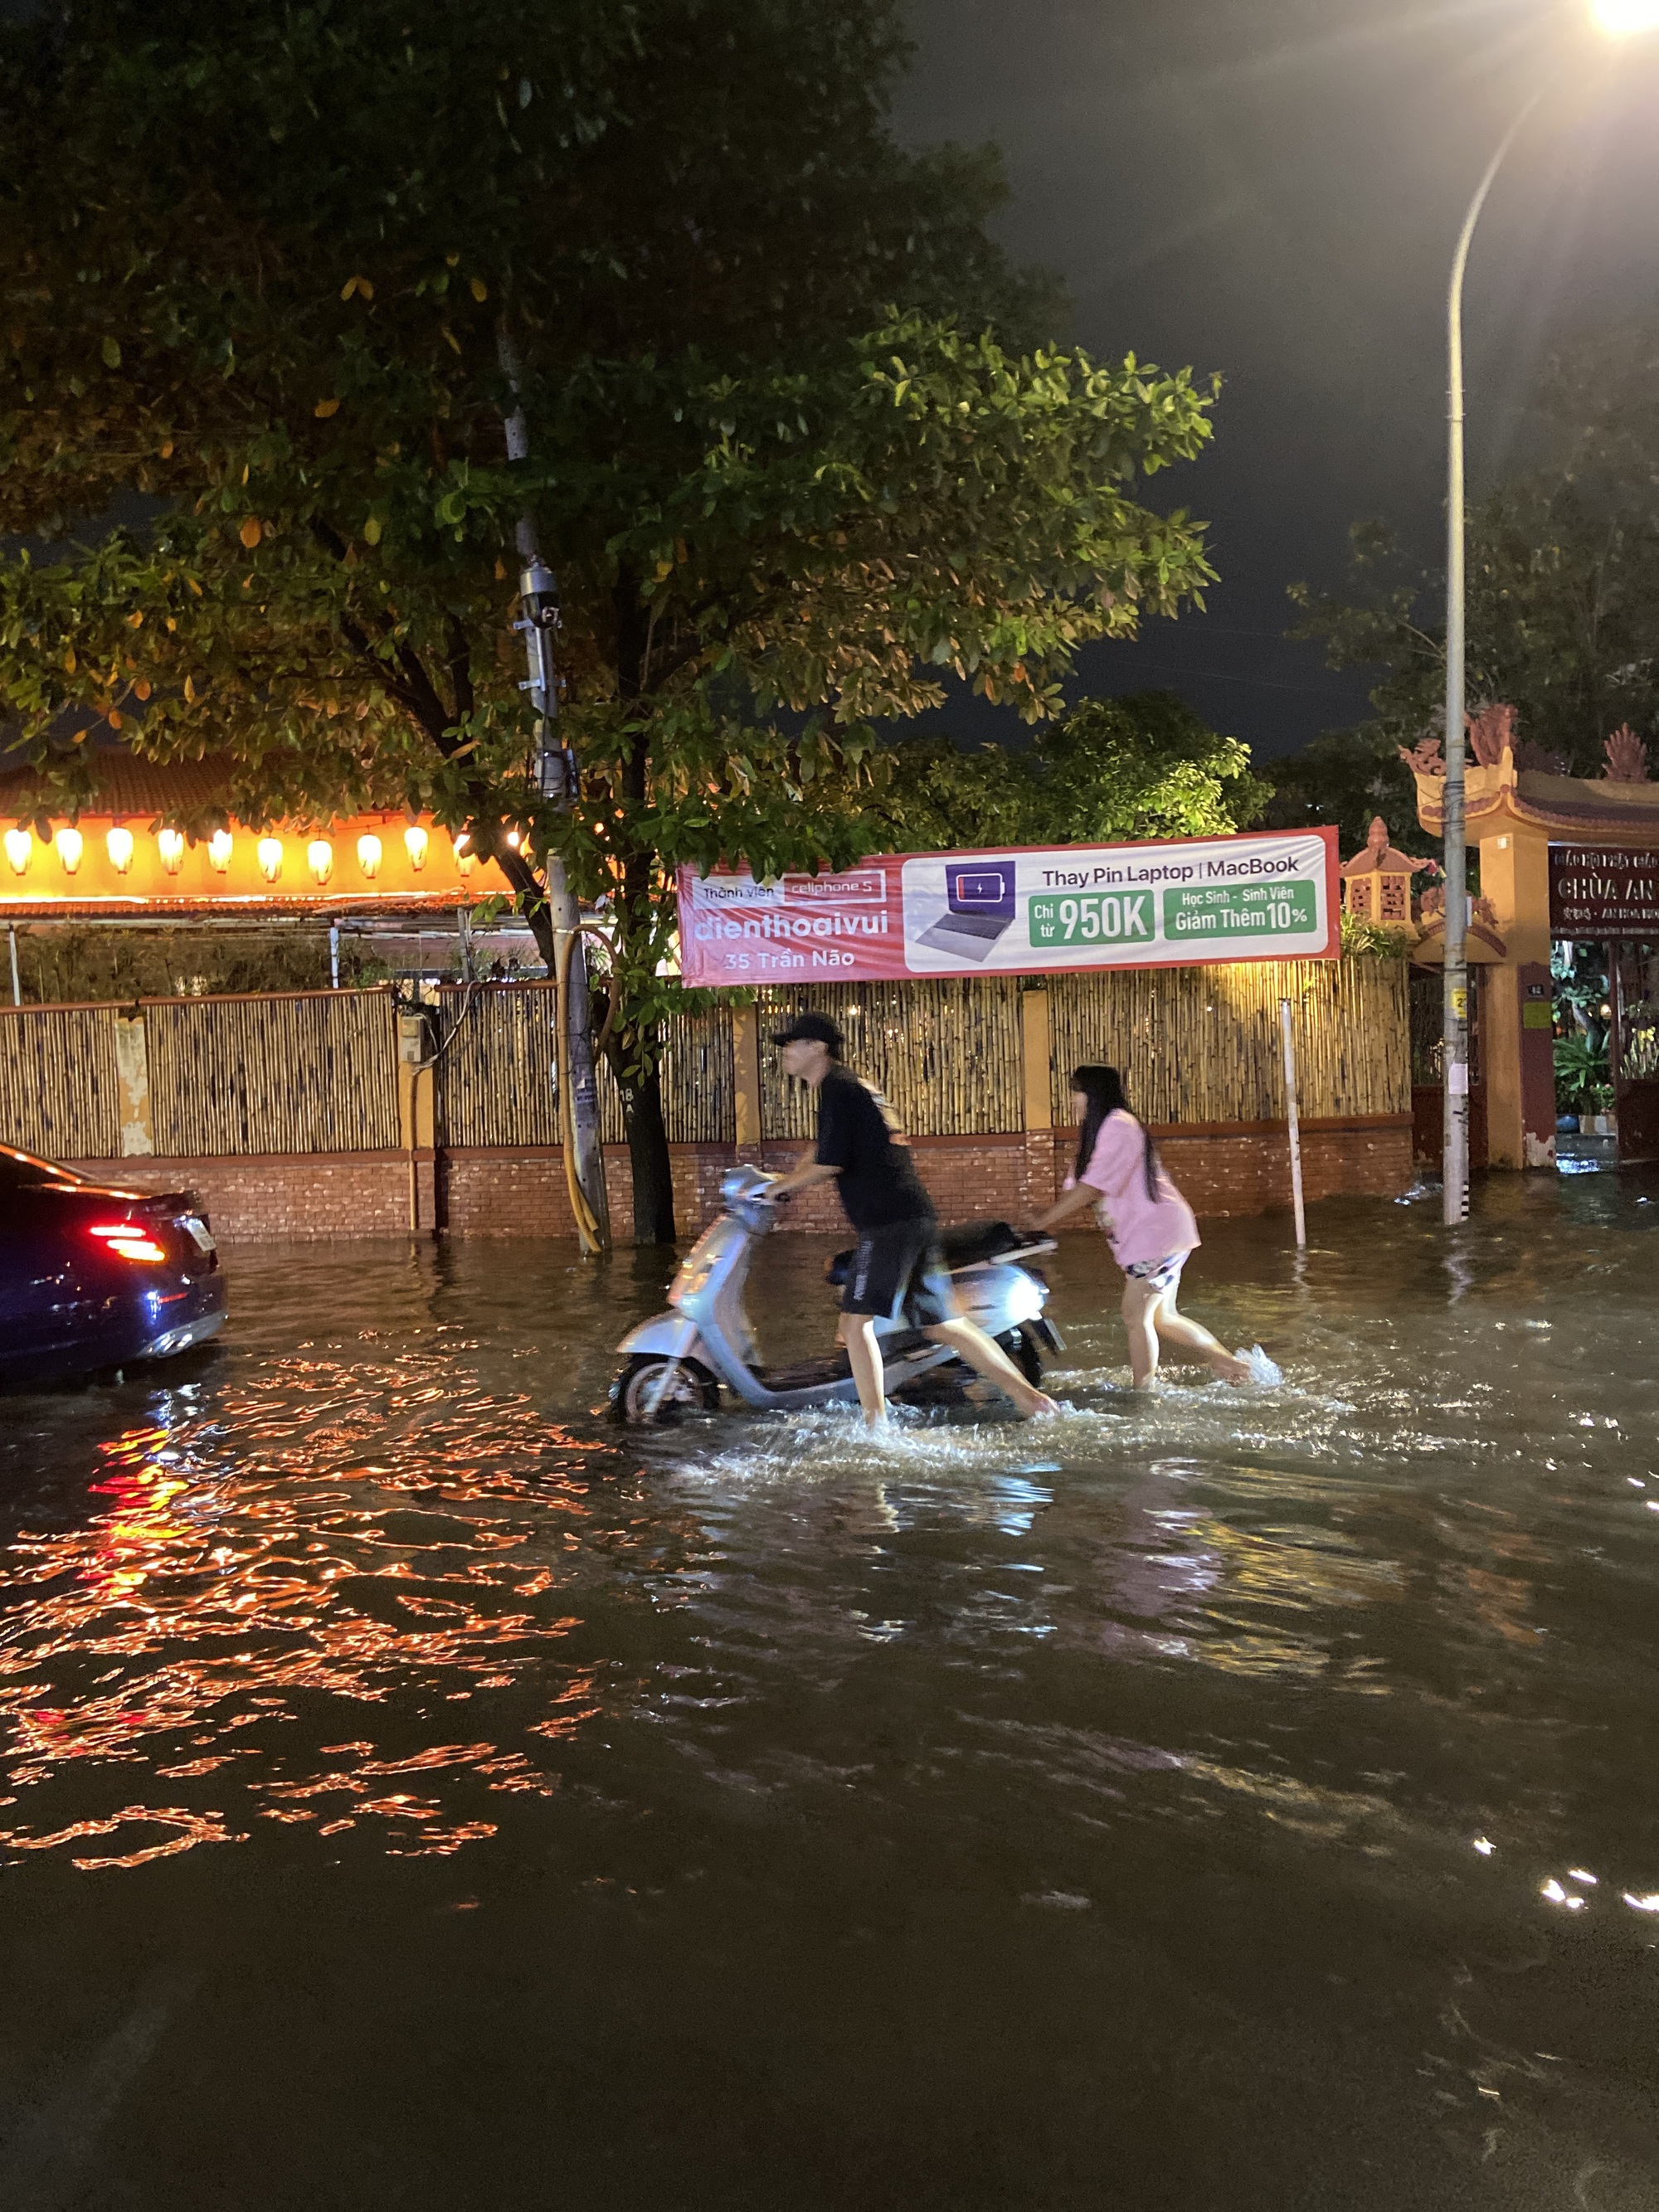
[937,1220,1026,1267]
[825,1221,1026,1286]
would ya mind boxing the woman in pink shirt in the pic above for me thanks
[1034,1065,1251,1390]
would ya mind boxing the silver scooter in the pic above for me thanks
[610,1164,1063,1426]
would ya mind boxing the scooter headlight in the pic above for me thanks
[1004,1276,1045,1325]
[719,1166,774,1205]
[670,1257,716,1306]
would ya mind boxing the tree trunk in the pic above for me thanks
[617,1056,677,1245]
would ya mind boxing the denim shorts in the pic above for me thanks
[1122,1251,1188,1295]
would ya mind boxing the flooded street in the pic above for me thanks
[3,1174,1659,2211]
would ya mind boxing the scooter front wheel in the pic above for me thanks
[611,1355,721,1427]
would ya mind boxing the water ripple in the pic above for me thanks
[3,1196,1659,2204]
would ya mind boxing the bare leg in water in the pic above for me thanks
[922,1317,1058,1419]
[1121,1276,1249,1390]
[838,1312,1058,1428]
[838,1314,889,1427]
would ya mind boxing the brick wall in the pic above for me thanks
[57,1117,1412,1242]
[63,1150,412,1240]
[1156,1121,1412,1217]
[438,1117,1411,1237]
[439,1145,736,1242]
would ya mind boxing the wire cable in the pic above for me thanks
[554,922,607,1256]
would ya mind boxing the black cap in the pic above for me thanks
[771,1010,844,1053]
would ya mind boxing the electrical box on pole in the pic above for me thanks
[514,558,579,809]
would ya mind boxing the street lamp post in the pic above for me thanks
[1440,95,1538,1227]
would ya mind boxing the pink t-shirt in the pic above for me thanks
[1068,1109,1199,1268]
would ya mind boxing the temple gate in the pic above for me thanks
[1408,712,1659,1169]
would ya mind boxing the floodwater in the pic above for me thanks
[2,1173,1659,2212]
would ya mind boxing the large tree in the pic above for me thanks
[1281,315,1659,840]
[874,691,1266,851]
[1,0,1220,1238]
[1256,717,1430,862]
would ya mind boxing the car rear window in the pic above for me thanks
[0,1147,89,1191]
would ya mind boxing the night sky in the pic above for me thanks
[894,0,1659,760]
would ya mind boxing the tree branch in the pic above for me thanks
[446,612,475,727]
[334,608,435,731]
[307,516,463,746]
[392,639,454,740]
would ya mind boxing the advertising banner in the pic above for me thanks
[676,828,1340,988]
[1550,845,1659,941]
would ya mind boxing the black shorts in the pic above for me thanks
[841,1218,955,1326]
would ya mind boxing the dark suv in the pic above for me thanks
[1,1145,227,1385]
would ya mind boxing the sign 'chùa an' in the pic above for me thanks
[1549,847,1659,941]
[677,829,1340,987]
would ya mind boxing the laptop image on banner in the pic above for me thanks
[916,863,1017,962]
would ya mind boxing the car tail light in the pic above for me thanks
[87,1222,169,1263]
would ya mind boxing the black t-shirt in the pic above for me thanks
[814,1064,934,1231]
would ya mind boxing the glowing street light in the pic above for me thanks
[1592,0,1659,32]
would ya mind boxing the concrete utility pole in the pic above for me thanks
[498,327,611,1250]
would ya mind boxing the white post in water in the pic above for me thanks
[7,923,19,1007]
[1280,998,1306,1248]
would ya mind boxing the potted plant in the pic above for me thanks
[1554,1032,1611,1131]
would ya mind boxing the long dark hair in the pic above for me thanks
[1073,1065,1160,1201]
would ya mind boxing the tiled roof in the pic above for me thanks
[0,751,237,823]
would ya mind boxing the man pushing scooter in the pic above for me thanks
[766,1014,1059,1429]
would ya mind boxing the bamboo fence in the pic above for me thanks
[144,989,401,1156]
[433,984,735,1148]
[0,1001,124,1160]
[648,1001,736,1144]
[0,960,1408,1166]
[756,978,1026,1140]
[1046,960,1410,1126]
[432,984,561,1150]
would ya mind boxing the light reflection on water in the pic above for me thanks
[2,1179,1659,2205]
[0,1356,623,1865]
